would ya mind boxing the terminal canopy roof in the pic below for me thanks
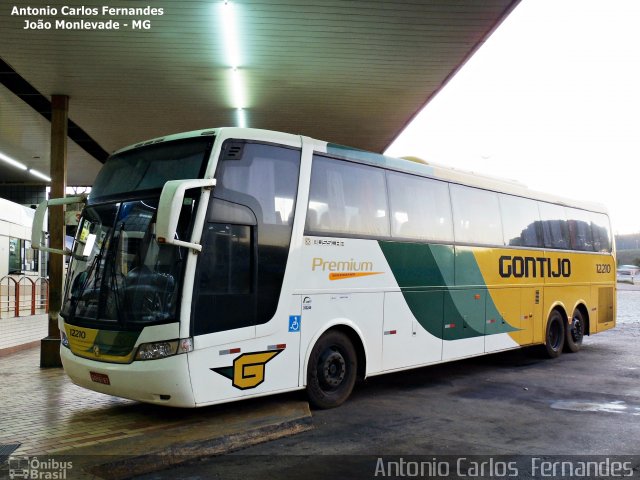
[0,0,519,186]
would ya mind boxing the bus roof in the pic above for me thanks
[324,142,608,214]
[113,127,609,215]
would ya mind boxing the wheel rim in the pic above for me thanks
[319,347,346,390]
[571,315,584,343]
[549,320,562,350]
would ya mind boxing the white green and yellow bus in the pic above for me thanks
[33,127,616,408]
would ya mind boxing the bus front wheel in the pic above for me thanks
[306,330,357,409]
[564,308,585,353]
[544,310,565,358]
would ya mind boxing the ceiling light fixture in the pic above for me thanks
[230,67,246,109]
[28,168,51,182]
[0,151,28,171]
[221,0,248,128]
[237,108,247,128]
[222,0,241,68]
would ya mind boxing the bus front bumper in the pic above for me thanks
[60,346,196,407]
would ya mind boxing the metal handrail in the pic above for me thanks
[0,275,49,318]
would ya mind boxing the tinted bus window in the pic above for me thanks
[566,207,595,251]
[193,142,301,335]
[499,194,543,247]
[591,212,612,253]
[92,137,211,201]
[539,202,570,250]
[306,156,389,237]
[387,172,453,242]
[214,143,299,225]
[450,184,503,246]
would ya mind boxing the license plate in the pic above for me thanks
[90,371,110,385]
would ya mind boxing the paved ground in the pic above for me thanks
[0,348,311,479]
[137,289,640,480]
[1,287,639,480]
[0,313,47,355]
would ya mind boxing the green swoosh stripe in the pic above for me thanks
[378,241,518,340]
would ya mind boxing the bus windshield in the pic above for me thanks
[60,137,212,328]
[90,137,212,202]
[61,198,195,328]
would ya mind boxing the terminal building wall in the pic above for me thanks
[0,197,38,279]
[0,197,47,353]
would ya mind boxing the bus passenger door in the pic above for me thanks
[191,222,256,338]
[188,140,302,405]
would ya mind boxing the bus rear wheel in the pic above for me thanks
[306,330,357,409]
[564,308,585,353]
[544,310,565,358]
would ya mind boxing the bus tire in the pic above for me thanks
[564,308,585,353]
[544,310,565,358]
[306,330,357,409]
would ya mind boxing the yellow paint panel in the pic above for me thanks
[63,324,136,364]
[64,324,99,353]
[472,247,616,344]
[473,248,615,287]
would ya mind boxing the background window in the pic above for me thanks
[450,185,503,245]
[7,238,38,274]
[539,202,570,249]
[387,172,453,242]
[306,156,389,237]
[499,194,543,247]
[8,237,21,273]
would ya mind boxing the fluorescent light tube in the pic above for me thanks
[28,169,51,182]
[0,151,28,170]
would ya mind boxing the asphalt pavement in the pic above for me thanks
[137,287,640,480]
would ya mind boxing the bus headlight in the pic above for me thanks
[135,338,193,361]
[60,331,70,349]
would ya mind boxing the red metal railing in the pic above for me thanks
[0,276,49,318]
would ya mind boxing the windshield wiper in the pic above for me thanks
[68,227,111,322]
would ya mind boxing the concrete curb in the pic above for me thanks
[52,399,313,479]
[88,417,312,479]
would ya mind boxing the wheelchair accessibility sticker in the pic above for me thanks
[288,315,301,332]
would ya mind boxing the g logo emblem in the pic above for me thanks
[212,350,282,390]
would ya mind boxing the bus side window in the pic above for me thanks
[450,184,504,246]
[565,207,595,251]
[499,194,543,248]
[306,155,389,238]
[591,212,612,253]
[387,171,453,242]
[539,202,570,250]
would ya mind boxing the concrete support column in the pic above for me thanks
[40,95,68,368]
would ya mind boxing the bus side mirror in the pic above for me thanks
[156,178,216,252]
[32,194,88,255]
